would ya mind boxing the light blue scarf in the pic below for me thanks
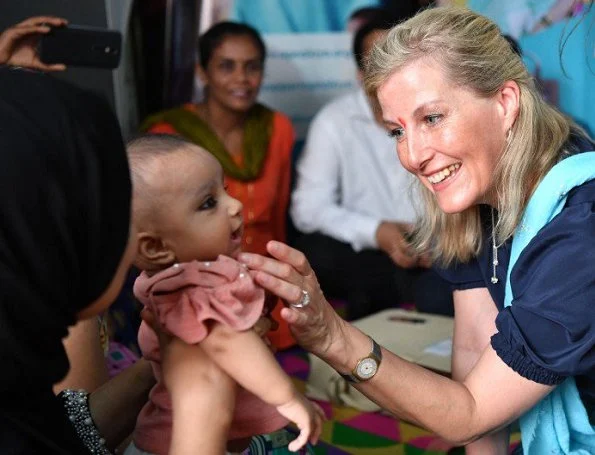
[504,151,595,454]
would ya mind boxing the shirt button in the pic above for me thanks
[246,236,253,245]
[248,184,254,193]
[248,211,255,220]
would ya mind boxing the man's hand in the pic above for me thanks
[417,252,433,269]
[0,16,67,71]
[375,221,419,268]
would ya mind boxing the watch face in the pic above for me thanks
[356,358,378,379]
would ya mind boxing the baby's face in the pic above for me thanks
[155,148,243,262]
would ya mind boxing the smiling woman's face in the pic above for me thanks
[377,58,512,213]
[200,34,264,114]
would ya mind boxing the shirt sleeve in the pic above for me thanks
[434,257,486,292]
[491,199,595,384]
[290,107,381,251]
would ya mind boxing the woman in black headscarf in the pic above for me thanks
[0,67,235,454]
[0,65,135,451]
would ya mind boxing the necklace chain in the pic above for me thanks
[491,207,499,284]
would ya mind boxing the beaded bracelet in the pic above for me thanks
[59,389,112,455]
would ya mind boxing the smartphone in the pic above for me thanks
[39,25,122,69]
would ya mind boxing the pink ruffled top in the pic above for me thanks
[134,255,265,343]
[132,255,288,454]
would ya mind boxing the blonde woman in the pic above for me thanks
[239,7,595,455]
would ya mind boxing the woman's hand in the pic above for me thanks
[0,16,68,71]
[239,241,348,358]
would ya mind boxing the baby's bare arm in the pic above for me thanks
[201,322,325,451]
[200,322,296,406]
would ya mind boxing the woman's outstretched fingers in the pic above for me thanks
[266,240,313,276]
[250,265,303,303]
[239,251,304,300]
[240,245,342,355]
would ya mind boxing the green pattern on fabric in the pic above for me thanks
[141,104,274,181]
[404,447,445,455]
[332,422,395,448]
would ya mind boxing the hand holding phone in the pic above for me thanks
[39,24,122,69]
[0,16,67,71]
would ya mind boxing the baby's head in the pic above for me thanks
[127,134,243,272]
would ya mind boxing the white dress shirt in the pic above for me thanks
[291,88,419,252]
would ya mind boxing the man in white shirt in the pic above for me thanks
[291,15,453,319]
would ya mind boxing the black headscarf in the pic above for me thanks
[0,67,131,451]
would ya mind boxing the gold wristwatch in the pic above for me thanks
[339,337,382,383]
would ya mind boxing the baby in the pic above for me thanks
[125,134,323,454]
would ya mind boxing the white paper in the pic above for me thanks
[423,338,453,357]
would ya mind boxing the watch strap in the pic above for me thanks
[339,337,382,383]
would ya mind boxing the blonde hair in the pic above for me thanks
[365,6,578,264]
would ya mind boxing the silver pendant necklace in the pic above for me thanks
[491,207,499,284]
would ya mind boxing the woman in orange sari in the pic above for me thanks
[142,21,295,349]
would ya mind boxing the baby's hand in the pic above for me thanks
[276,393,325,452]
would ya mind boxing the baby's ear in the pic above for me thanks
[135,232,175,269]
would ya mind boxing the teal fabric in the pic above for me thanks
[468,0,555,38]
[470,2,595,136]
[230,0,380,33]
[519,10,595,137]
[504,152,595,454]
[245,428,315,454]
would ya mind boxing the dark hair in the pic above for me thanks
[502,34,522,57]
[127,132,194,154]
[349,7,384,24]
[198,21,266,68]
[352,4,423,70]
[353,14,396,70]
